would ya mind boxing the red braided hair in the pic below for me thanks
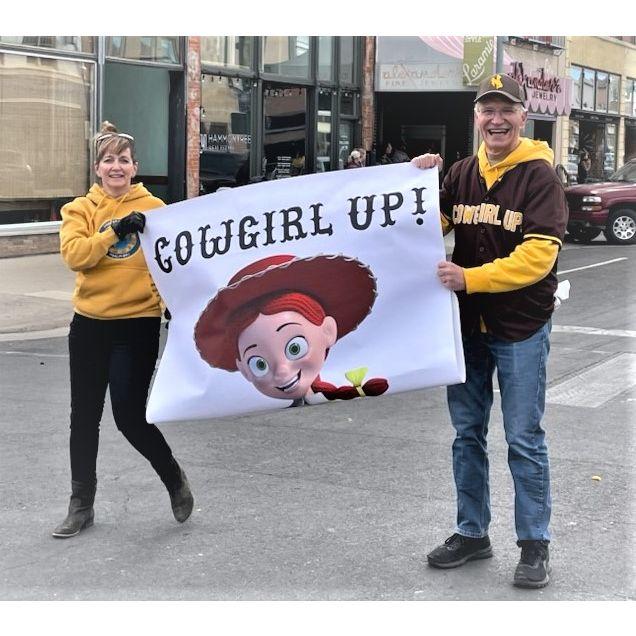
[311,376,389,400]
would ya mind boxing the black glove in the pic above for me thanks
[163,307,171,330]
[112,212,146,239]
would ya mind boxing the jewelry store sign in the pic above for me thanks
[509,62,571,116]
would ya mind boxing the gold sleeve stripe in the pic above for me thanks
[440,213,453,236]
[524,233,562,246]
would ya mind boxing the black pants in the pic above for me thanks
[68,313,176,487]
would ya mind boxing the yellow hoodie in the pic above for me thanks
[462,138,560,296]
[477,137,554,190]
[60,183,164,319]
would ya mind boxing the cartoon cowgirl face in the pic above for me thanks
[235,310,337,400]
[194,254,378,402]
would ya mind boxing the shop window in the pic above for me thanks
[339,36,356,85]
[567,119,580,177]
[106,36,180,64]
[625,123,636,162]
[318,36,334,82]
[340,92,357,116]
[263,85,307,179]
[624,78,635,118]
[0,52,94,224]
[317,91,333,172]
[595,72,608,112]
[582,68,595,110]
[578,120,608,180]
[0,36,94,54]
[261,37,310,79]
[201,37,253,72]
[608,74,620,114]
[570,66,582,110]
[604,123,617,177]
[338,120,354,169]
[199,75,253,194]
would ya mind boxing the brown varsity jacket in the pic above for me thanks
[440,156,569,341]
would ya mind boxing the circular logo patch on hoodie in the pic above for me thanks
[100,220,140,259]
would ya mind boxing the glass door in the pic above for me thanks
[262,84,307,179]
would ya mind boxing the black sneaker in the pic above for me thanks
[513,540,550,588]
[427,533,493,569]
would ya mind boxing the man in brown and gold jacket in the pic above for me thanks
[413,73,568,589]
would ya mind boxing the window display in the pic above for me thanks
[261,37,310,79]
[199,75,253,194]
[0,52,93,223]
[201,37,252,72]
[263,85,307,179]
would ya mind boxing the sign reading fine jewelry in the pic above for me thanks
[509,62,572,116]
[138,163,465,422]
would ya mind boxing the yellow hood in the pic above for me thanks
[478,138,554,190]
[85,182,154,207]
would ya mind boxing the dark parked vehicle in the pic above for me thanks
[565,159,636,244]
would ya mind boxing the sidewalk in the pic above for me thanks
[0,253,75,340]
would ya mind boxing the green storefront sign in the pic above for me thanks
[463,37,495,86]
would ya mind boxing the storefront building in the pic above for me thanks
[565,36,636,182]
[195,36,364,195]
[374,37,477,169]
[0,36,364,255]
[374,36,570,171]
[504,36,570,158]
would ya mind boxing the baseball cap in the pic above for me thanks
[474,73,526,104]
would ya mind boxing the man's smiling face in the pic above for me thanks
[236,310,337,400]
[475,95,527,162]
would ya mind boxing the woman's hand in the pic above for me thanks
[112,211,146,239]
[411,154,443,171]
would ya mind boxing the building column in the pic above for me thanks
[361,36,376,154]
[186,36,201,199]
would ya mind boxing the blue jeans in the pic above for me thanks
[447,321,552,542]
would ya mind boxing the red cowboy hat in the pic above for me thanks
[194,254,377,371]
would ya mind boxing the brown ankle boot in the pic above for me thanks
[163,460,194,523]
[52,479,96,538]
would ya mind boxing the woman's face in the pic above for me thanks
[235,310,337,400]
[95,146,137,197]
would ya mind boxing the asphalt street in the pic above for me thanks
[0,237,634,601]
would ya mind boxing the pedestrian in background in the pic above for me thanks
[355,147,367,166]
[391,141,410,163]
[379,141,394,164]
[53,121,194,538]
[345,149,364,169]
[412,73,567,588]
[577,149,591,183]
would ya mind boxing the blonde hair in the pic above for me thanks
[94,121,136,164]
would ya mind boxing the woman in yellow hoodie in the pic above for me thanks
[52,121,194,538]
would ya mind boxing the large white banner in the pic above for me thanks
[139,163,464,423]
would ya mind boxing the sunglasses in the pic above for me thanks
[96,132,135,144]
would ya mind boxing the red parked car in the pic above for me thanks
[565,159,636,244]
